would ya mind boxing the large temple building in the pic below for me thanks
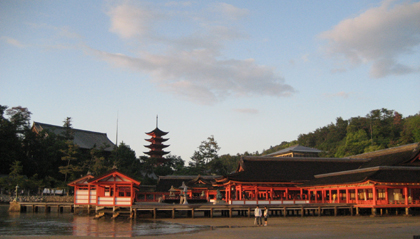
[69,141,420,216]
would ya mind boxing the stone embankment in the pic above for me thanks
[0,195,73,203]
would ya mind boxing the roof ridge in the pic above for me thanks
[314,166,420,178]
[34,122,108,135]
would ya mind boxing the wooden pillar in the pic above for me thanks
[372,186,377,206]
[172,208,175,219]
[405,208,411,216]
[404,187,409,206]
[283,207,287,217]
[191,208,195,218]
[210,208,213,218]
[371,208,376,217]
[346,189,349,203]
[229,208,232,218]
[153,208,157,219]
[285,188,289,201]
[334,206,337,216]
[301,207,304,217]
[355,189,359,205]
[385,188,389,204]
[318,207,321,217]
[355,207,359,216]
[247,207,250,218]
[350,206,353,216]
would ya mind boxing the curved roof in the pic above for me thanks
[145,127,168,137]
[32,122,116,151]
[222,156,368,183]
[266,145,322,156]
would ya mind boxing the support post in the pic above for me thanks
[229,208,232,218]
[172,208,175,219]
[283,207,287,217]
[153,208,157,219]
[318,207,321,217]
[334,206,337,216]
[191,208,195,218]
[210,208,213,218]
[356,207,359,216]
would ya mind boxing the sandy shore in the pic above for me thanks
[3,215,420,239]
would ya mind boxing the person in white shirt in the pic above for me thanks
[254,205,262,226]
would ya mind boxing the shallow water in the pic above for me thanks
[0,205,208,237]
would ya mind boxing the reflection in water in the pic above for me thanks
[0,206,208,237]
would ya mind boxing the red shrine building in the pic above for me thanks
[69,142,420,214]
[68,168,140,207]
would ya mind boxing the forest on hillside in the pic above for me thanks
[262,108,420,157]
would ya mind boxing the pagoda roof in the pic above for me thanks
[144,144,169,149]
[146,127,168,137]
[144,151,170,156]
[145,138,169,143]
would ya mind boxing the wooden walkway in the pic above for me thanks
[19,202,74,213]
[16,202,367,218]
[132,203,355,219]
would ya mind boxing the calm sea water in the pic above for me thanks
[0,205,208,237]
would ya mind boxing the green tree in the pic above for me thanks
[191,135,220,166]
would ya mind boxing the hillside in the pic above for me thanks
[261,108,420,158]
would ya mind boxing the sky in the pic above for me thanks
[1,0,419,163]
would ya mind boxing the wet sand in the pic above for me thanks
[3,215,420,239]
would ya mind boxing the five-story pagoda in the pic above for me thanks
[144,116,170,164]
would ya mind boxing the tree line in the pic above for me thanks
[0,105,241,195]
[262,108,420,157]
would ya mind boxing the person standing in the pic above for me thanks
[254,205,262,226]
[263,206,269,226]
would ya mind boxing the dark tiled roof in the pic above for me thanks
[225,157,368,183]
[266,145,322,156]
[32,122,116,151]
[155,175,220,192]
[301,166,420,187]
[349,143,420,168]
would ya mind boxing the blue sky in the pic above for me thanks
[1,0,419,162]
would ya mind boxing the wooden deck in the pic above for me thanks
[17,202,415,218]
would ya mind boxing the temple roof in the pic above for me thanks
[349,142,420,168]
[301,166,420,187]
[220,156,369,183]
[155,175,220,192]
[32,122,116,151]
[266,145,322,157]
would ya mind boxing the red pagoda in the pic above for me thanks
[144,116,170,163]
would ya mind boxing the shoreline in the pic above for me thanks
[3,215,420,239]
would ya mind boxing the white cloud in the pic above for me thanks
[1,36,27,48]
[98,2,294,104]
[107,4,157,39]
[320,0,420,78]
